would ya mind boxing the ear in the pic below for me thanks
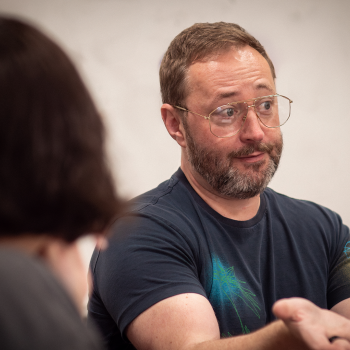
[161,104,187,147]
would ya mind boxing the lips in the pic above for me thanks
[236,152,265,162]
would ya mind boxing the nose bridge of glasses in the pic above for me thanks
[240,102,265,138]
[241,101,263,130]
[246,102,259,118]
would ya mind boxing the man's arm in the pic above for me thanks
[331,298,350,319]
[127,293,345,350]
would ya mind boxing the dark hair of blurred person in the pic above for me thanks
[0,16,122,350]
[0,17,121,240]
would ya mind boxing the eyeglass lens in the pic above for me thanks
[209,95,291,138]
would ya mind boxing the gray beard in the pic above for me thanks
[183,120,283,200]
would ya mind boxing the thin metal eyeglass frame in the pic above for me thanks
[174,93,293,138]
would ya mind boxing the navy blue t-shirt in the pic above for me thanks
[88,168,350,349]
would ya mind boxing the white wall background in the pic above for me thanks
[1,0,350,306]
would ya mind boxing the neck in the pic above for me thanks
[181,157,261,221]
[0,234,54,256]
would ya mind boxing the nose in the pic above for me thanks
[238,105,264,144]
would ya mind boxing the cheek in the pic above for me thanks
[265,128,282,144]
[185,113,210,136]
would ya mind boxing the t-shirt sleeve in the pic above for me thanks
[327,213,350,309]
[92,213,207,337]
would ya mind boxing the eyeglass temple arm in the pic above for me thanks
[277,94,293,103]
[174,106,209,120]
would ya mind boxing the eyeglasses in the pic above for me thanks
[174,94,293,138]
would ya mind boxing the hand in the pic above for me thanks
[273,297,350,350]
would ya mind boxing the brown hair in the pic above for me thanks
[160,22,276,107]
[0,17,122,241]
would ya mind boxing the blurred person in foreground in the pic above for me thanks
[88,22,350,350]
[0,16,122,350]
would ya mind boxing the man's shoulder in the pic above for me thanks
[129,172,180,211]
[265,187,330,209]
[126,168,195,216]
[264,187,343,225]
[107,169,200,242]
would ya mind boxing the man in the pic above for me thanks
[88,22,350,349]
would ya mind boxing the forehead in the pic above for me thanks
[186,46,275,106]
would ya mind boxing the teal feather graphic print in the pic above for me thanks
[211,256,260,335]
[344,241,350,259]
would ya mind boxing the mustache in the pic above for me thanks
[228,143,274,159]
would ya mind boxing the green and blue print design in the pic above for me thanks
[344,241,350,259]
[211,255,260,336]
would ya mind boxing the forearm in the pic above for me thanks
[189,320,308,350]
[129,296,350,350]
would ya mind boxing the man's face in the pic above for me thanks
[182,45,283,199]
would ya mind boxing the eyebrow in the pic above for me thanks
[215,83,275,101]
[255,83,275,93]
[217,91,239,100]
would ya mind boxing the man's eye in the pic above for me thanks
[213,105,240,120]
[220,107,238,117]
[225,108,234,117]
[262,101,271,110]
[259,100,274,111]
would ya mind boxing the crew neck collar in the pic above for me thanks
[174,167,267,228]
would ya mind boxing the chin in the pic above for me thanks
[239,159,267,172]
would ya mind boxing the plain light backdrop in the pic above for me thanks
[1,0,350,305]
